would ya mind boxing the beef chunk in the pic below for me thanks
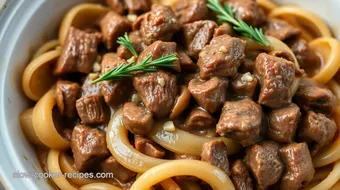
[280,143,315,190]
[263,19,301,41]
[201,140,230,176]
[231,73,258,98]
[125,0,151,14]
[298,111,337,156]
[245,141,284,189]
[173,0,208,25]
[76,94,109,125]
[123,102,153,135]
[106,0,125,15]
[268,104,301,143]
[139,4,180,45]
[117,31,146,59]
[99,11,131,50]
[198,34,246,79]
[183,20,217,60]
[184,107,215,130]
[217,99,262,147]
[239,50,261,73]
[100,53,132,107]
[133,70,177,118]
[137,40,180,72]
[255,53,296,108]
[188,77,228,113]
[56,80,80,118]
[286,37,318,70]
[213,23,233,37]
[294,78,336,115]
[71,125,109,171]
[134,135,165,158]
[81,75,101,96]
[54,27,102,75]
[227,0,266,27]
[177,48,197,71]
[100,156,136,182]
[231,160,253,190]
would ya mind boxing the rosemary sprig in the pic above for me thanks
[92,54,177,83]
[207,0,270,46]
[117,32,138,58]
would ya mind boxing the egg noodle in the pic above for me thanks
[19,0,340,189]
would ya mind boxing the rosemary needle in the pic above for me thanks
[117,32,138,58]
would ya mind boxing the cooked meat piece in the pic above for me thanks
[122,102,153,135]
[294,78,336,115]
[61,128,73,141]
[76,94,109,125]
[245,141,284,189]
[280,143,315,190]
[134,135,165,158]
[81,75,101,96]
[56,80,80,118]
[255,53,296,108]
[54,27,102,75]
[137,40,180,72]
[184,107,215,130]
[263,19,301,41]
[99,11,131,50]
[125,0,151,14]
[188,77,228,113]
[100,156,136,182]
[100,53,132,107]
[231,160,254,190]
[139,4,180,45]
[106,0,125,15]
[286,37,318,70]
[71,125,110,171]
[298,111,337,156]
[217,99,262,147]
[239,50,261,73]
[213,23,233,37]
[183,20,217,60]
[198,34,246,79]
[117,31,146,59]
[177,48,197,71]
[231,73,258,98]
[227,0,266,27]
[173,0,208,25]
[268,104,301,143]
[133,70,177,118]
[201,139,230,176]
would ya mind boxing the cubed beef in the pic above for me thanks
[100,156,136,182]
[106,0,125,15]
[188,77,228,113]
[227,0,266,27]
[100,53,132,107]
[137,40,180,72]
[122,102,153,135]
[134,135,165,158]
[183,20,217,60]
[280,143,315,190]
[201,140,230,176]
[125,0,151,14]
[184,107,215,130]
[231,73,258,98]
[294,78,336,115]
[139,4,180,45]
[177,48,197,71]
[133,70,177,118]
[54,27,102,75]
[81,75,101,95]
[263,19,301,41]
[99,11,131,50]
[61,128,73,141]
[231,160,254,190]
[71,125,110,171]
[268,104,301,143]
[198,34,246,79]
[56,80,80,118]
[245,141,284,189]
[286,37,318,70]
[255,53,296,108]
[76,94,109,125]
[213,23,233,37]
[217,99,262,147]
[298,111,337,156]
[173,0,208,25]
[117,31,146,59]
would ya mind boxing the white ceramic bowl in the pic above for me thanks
[0,0,339,189]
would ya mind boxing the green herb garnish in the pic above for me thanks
[92,54,177,83]
[207,0,270,46]
[117,32,138,58]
